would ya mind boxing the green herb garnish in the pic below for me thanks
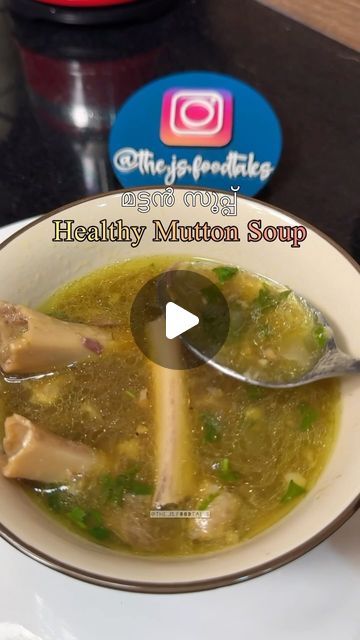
[299,402,318,431]
[107,474,128,504]
[127,479,153,495]
[201,303,228,342]
[85,511,111,540]
[216,457,239,482]
[197,492,219,511]
[253,285,276,310]
[202,285,220,304]
[313,323,328,349]
[67,507,111,540]
[99,473,114,501]
[67,506,87,529]
[124,389,136,399]
[46,488,68,513]
[277,289,292,302]
[47,493,62,512]
[89,526,111,540]
[84,509,103,528]
[251,285,291,320]
[99,467,153,504]
[212,266,238,284]
[281,480,306,503]
[202,413,222,443]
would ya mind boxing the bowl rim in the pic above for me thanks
[0,187,359,594]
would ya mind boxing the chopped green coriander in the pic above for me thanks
[201,413,222,443]
[212,266,238,284]
[67,507,111,541]
[216,457,239,482]
[124,389,136,399]
[84,509,103,528]
[202,285,220,304]
[197,492,219,511]
[127,479,153,495]
[67,506,87,528]
[251,285,291,320]
[277,289,292,302]
[281,480,306,503]
[89,526,111,541]
[202,302,229,342]
[299,402,318,431]
[99,473,114,501]
[313,323,328,349]
[47,493,62,512]
[46,489,68,513]
[99,467,153,503]
[253,285,276,310]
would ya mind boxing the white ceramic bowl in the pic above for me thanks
[0,188,359,593]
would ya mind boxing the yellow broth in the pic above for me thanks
[0,257,340,555]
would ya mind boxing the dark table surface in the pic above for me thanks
[0,0,359,262]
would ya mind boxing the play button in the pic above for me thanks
[165,302,199,340]
[130,268,230,370]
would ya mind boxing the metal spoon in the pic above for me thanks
[160,259,360,389]
[203,303,360,388]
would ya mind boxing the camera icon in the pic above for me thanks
[160,88,233,147]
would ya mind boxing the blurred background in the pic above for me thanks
[0,0,358,260]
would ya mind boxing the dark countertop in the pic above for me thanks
[0,0,359,261]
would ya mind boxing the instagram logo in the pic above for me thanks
[160,88,233,147]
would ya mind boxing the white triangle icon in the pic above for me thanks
[165,302,199,340]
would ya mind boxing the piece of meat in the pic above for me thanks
[0,301,112,375]
[105,495,179,553]
[2,413,97,482]
[189,491,239,542]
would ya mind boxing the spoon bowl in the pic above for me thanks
[203,303,360,388]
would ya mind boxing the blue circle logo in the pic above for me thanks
[109,71,282,196]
